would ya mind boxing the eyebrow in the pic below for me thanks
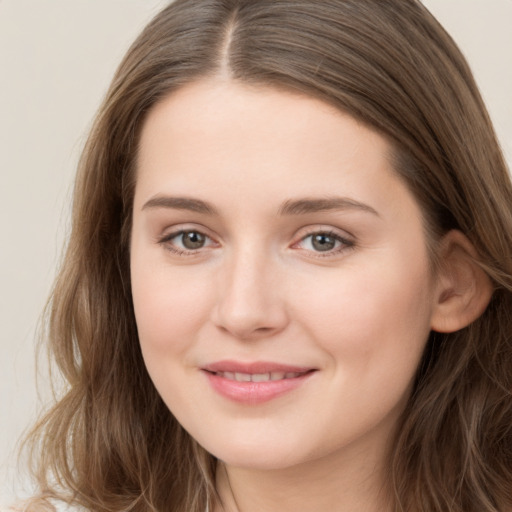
[141,195,379,217]
[142,196,219,215]
[278,197,379,217]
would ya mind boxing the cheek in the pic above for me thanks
[131,258,215,358]
[294,252,434,373]
[287,256,434,444]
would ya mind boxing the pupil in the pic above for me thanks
[182,231,205,249]
[312,234,335,252]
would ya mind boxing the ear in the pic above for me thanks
[430,230,493,333]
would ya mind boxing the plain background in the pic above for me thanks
[1,0,511,505]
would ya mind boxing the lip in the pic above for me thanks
[202,360,317,404]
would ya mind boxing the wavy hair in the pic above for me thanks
[24,1,512,511]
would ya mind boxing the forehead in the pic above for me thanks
[134,79,419,226]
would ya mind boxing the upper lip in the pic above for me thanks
[202,360,315,374]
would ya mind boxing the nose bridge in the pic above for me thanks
[213,239,288,339]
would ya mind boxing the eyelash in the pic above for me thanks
[158,229,218,256]
[293,229,355,257]
[157,228,355,258]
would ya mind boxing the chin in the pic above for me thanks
[195,432,304,470]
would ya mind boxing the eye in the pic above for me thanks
[159,229,216,254]
[178,231,207,250]
[295,230,354,255]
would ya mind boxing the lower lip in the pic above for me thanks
[204,371,315,404]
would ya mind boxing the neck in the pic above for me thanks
[214,436,394,512]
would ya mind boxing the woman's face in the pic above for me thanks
[130,79,439,470]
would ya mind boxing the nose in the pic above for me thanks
[211,246,289,340]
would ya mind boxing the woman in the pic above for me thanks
[22,1,512,511]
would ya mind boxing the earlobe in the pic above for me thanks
[430,230,493,333]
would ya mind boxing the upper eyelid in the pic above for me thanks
[290,226,356,255]
[155,228,217,256]
[294,225,355,242]
[157,228,218,257]
[294,232,353,248]
[160,230,217,248]
[158,224,217,240]
[161,230,211,242]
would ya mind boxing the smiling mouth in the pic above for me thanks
[202,363,316,403]
[208,370,311,382]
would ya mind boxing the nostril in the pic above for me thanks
[214,321,285,341]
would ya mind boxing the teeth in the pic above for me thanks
[216,371,303,382]
[252,373,270,382]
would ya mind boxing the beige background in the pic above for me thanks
[1,0,511,505]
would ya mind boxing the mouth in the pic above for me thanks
[208,370,310,382]
[201,361,317,404]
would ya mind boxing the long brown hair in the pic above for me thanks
[24,1,512,511]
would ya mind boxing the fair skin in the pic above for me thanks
[130,79,491,512]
